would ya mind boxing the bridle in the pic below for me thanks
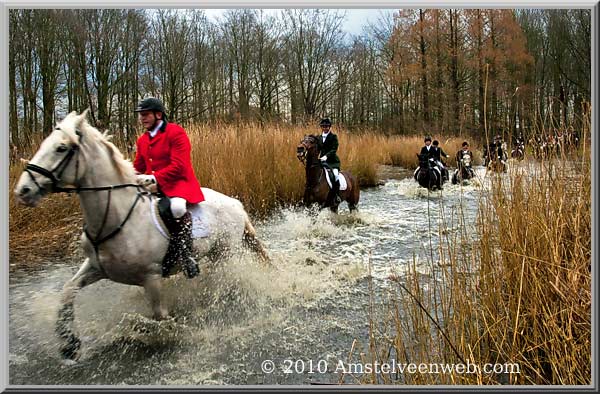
[23,126,148,259]
[296,138,310,164]
[297,136,322,168]
[24,128,83,194]
[297,136,326,189]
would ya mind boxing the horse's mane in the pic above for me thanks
[60,113,136,181]
[84,122,136,181]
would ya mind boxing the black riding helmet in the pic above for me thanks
[319,118,332,127]
[432,140,439,146]
[134,97,167,119]
[462,141,469,147]
[424,136,432,142]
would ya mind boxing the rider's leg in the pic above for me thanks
[332,169,341,204]
[169,197,199,279]
[436,160,448,181]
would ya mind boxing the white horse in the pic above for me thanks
[14,110,269,361]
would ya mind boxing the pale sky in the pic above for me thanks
[202,8,394,35]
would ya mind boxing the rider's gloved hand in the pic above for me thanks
[136,174,156,186]
[320,156,328,161]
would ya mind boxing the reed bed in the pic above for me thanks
[9,122,476,267]
[355,124,591,384]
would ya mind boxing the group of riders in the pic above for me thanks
[130,96,572,278]
[131,98,347,281]
[413,131,533,189]
[414,136,479,188]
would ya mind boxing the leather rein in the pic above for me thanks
[24,127,148,257]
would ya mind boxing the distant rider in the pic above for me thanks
[432,140,450,181]
[456,141,473,172]
[318,118,342,205]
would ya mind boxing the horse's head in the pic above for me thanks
[461,153,472,167]
[297,135,321,163]
[14,110,92,206]
[417,153,432,169]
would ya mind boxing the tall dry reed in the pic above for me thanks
[9,120,473,266]
[357,121,591,385]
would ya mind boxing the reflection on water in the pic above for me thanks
[10,164,495,385]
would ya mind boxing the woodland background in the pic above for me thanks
[8,9,591,155]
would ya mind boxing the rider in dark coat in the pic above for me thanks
[456,141,473,171]
[419,136,435,158]
[432,140,450,181]
[415,136,436,180]
[456,141,472,163]
[495,135,507,162]
[317,118,342,205]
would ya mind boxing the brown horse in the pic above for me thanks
[296,135,360,213]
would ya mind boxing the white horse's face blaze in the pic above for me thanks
[14,113,85,207]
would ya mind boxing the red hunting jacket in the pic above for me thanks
[133,121,205,204]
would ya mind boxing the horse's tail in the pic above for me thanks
[243,217,270,265]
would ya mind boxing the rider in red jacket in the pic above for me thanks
[133,97,204,278]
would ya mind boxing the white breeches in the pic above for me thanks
[170,197,188,218]
[332,168,339,181]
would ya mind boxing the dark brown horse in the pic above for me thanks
[296,135,360,213]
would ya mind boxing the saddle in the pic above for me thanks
[154,196,210,239]
[323,168,348,190]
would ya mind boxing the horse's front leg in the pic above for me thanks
[57,258,105,361]
[144,275,168,320]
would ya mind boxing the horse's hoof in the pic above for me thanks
[153,311,171,321]
[60,336,81,360]
[183,258,200,279]
[60,358,79,367]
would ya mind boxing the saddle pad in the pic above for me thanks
[151,199,211,239]
[151,199,169,240]
[188,203,211,239]
[414,166,441,178]
[325,171,348,191]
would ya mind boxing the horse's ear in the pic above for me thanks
[79,108,90,122]
[75,108,90,129]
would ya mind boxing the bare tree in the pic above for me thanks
[281,9,346,121]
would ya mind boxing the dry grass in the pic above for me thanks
[9,163,82,269]
[10,123,470,266]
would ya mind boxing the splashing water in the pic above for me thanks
[10,164,497,385]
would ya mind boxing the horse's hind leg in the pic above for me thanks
[144,275,168,320]
[243,218,270,264]
[57,258,105,361]
[348,183,360,212]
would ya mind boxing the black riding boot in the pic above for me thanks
[164,212,199,279]
[333,178,341,204]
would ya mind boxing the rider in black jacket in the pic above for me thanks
[432,140,450,181]
[318,118,342,205]
[419,136,434,158]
